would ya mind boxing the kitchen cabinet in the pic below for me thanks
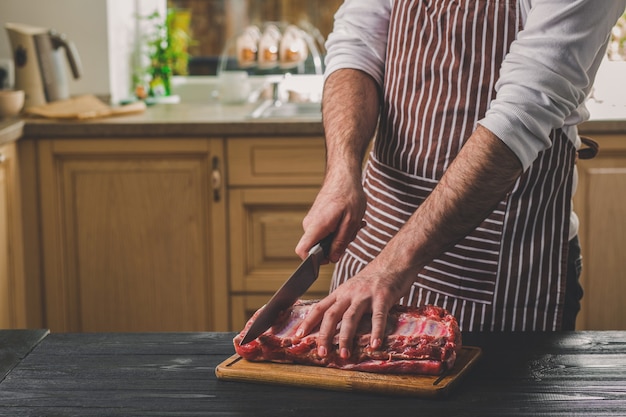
[0,141,26,328]
[35,138,229,332]
[574,133,626,330]
[20,133,333,332]
[227,137,333,329]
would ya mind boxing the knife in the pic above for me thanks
[239,234,333,345]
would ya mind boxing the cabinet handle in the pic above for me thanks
[0,153,5,164]
[211,156,222,202]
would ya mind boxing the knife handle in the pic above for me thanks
[317,234,334,259]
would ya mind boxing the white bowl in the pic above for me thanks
[0,89,25,118]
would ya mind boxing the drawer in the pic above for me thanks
[227,137,326,186]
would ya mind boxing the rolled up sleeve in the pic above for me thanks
[324,0,392,88]
[478,0,626,170]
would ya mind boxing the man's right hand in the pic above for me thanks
[295,170,366,263]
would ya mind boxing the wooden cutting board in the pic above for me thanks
[24,94,146,120]
[215,346,481,398]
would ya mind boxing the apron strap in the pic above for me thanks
[577,136,599,160]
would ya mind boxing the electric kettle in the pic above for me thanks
[5,22,82,108]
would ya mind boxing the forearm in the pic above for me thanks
[295,69,381,260]
[322,69,381,181]
[376,126,523,277]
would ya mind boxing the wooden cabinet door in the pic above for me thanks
[0,142,26,328]
[574,134,626,330]
[228,187,333,327]
[229,187,333,294]
[37,139,228,332]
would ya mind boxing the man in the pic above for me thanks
[293,0,626,360]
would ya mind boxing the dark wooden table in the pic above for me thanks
[0,330,624,416]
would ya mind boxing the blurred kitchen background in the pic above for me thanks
[0,1,624,109]
[0,1,624,334]
[170,0,339,75]
[0,0,342,105]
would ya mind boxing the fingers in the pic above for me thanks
[315,302,345,358]
[295,229,321,260]
[296,219,365,262]
[295,296,353,359]
[296,181,367,261]
[295,209,339,260]
[336,303,369,358]
[295,261,396,360]
[296,296,381,360]
[326,218,367,263]
[369,299,389,350]
[315,301,384,359]
[295,296,334,341]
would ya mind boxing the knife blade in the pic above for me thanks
[239,234,333,345]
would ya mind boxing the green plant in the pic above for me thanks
[140,9,193,97]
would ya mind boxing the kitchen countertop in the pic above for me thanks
[0,100,621,140]
[0,118,24,145]
[0,100,621,145]
[20,102,325,138]
[0,330,624,416]
[579,101,626,134]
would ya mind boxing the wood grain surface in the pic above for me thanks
[0,329,48,381]
[215,346,481,398]
[0,331,625,416]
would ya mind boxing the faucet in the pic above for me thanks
[268,73,289,107]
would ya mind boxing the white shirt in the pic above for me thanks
[324,0,626,240]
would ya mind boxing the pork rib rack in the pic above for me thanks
[234,300,461,375]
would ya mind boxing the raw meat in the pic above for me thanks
[234,300,461,375]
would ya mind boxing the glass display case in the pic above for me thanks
[167,0,341,75]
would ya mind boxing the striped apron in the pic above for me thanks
[331,0,577,331]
